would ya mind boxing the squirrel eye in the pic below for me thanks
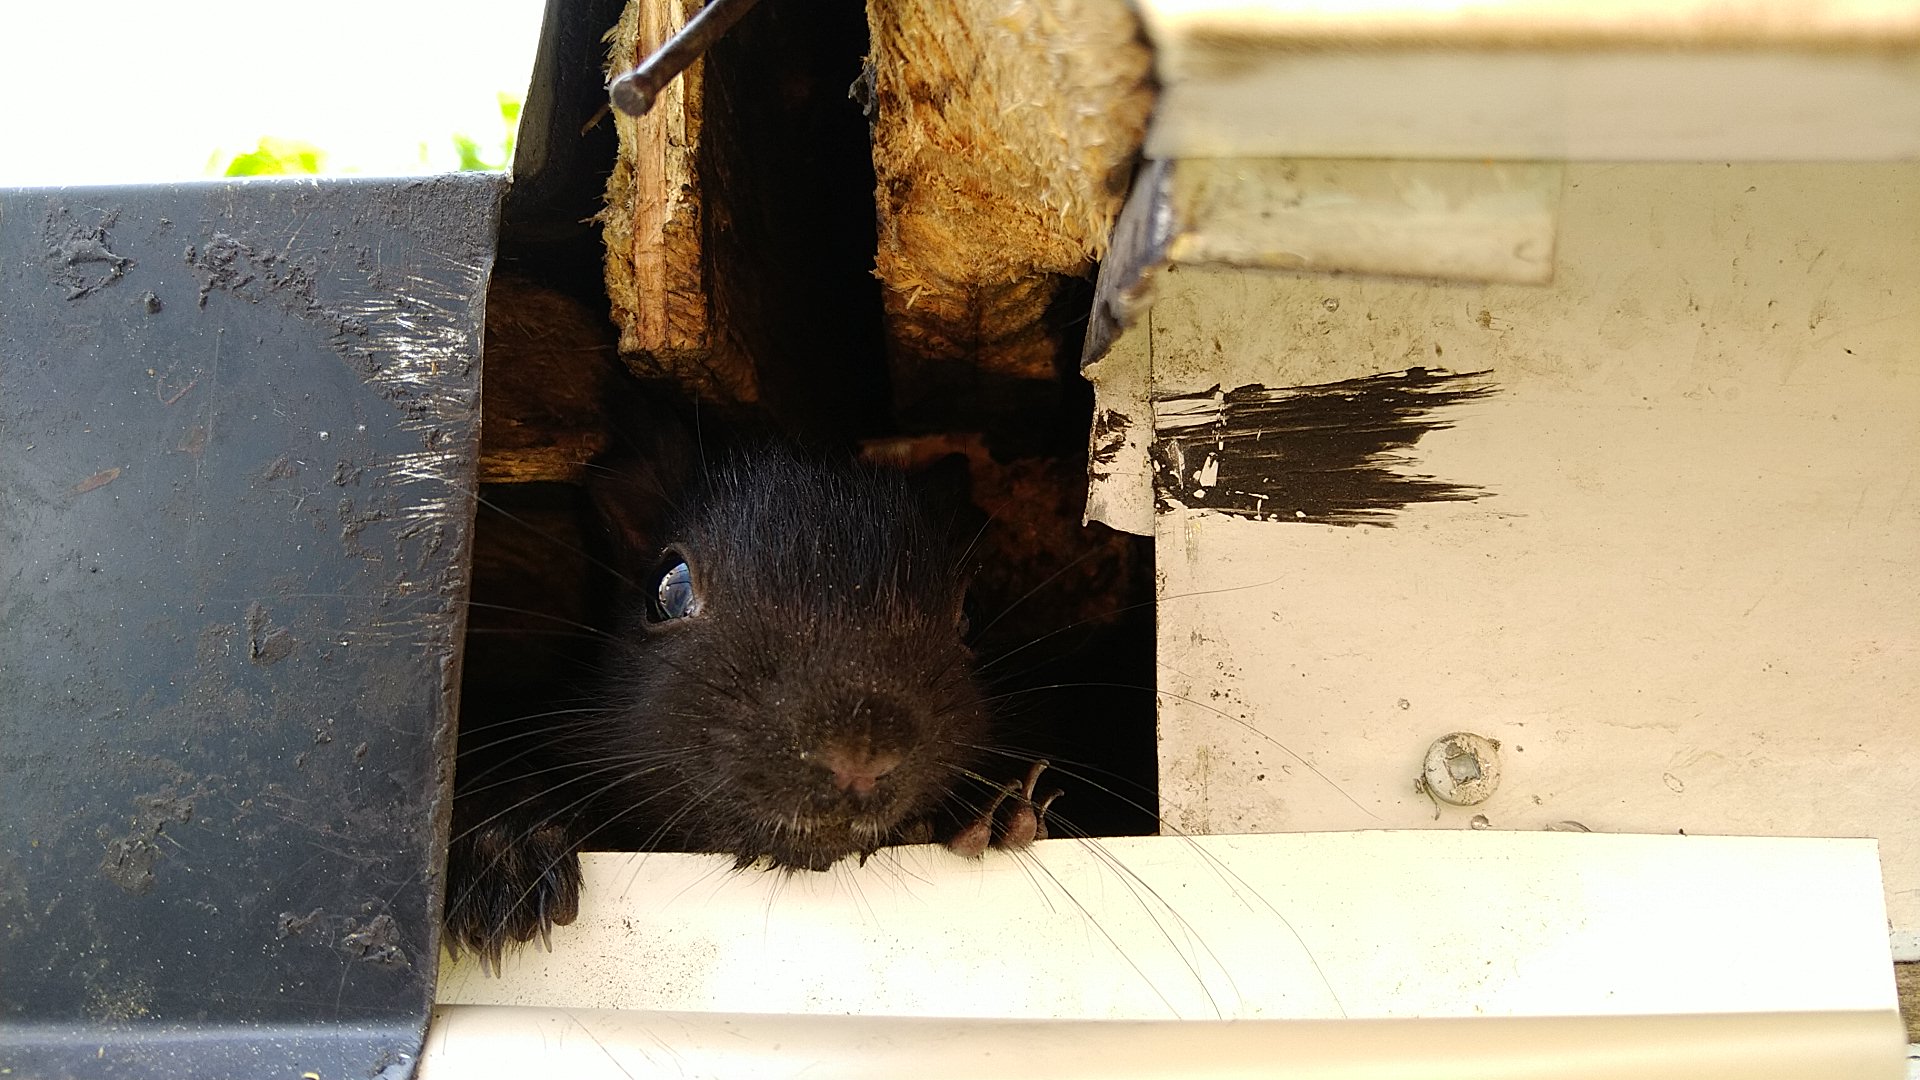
[649,554,700,622]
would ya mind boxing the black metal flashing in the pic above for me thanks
[1,172,502,1078]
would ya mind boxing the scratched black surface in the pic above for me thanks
[0,174,500,1077]
[1151,367,1497,525]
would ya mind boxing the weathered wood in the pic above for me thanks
[479,444,608,485]
[478,273,618,484]
[602,0,757,402]
[1897,961,1919,1043]
[865,0,1154,425]
[600,0,894,435]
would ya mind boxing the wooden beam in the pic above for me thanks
[864,0,1154,426]
[477,274,617,485]
[602,0,760,403]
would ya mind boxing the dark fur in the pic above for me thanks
[444,437,992,967]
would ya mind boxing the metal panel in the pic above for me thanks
[0,173,501,1077]
[437,836,1896,1022]
[1106,162,1920,951]
[1138,1,1920,161]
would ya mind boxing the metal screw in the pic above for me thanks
[608,0,766,117]
[1416,731,1503,809]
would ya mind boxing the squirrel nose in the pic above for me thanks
[821,745,903,799]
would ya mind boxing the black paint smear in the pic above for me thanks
[1088,407,1131,478]
[1151,367,1497,526]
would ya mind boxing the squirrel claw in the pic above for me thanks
[946,759,1057,857]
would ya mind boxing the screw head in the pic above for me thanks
[1419,731,1503,807]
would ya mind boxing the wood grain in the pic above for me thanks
[865,0,1153,425]
[477,274,617,484]
[602,0,754,401]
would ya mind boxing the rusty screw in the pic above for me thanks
[608,0,766,117]
[1417,731,1503,809]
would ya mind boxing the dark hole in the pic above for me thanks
[460,0,1157,850]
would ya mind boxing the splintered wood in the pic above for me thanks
[866,0,1153,417]
[602,0,759,402]
[599,0,1153,420]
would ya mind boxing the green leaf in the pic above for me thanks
[220,137,327,177]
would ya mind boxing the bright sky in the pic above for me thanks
[0,0,548,185]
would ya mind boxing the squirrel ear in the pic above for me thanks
[584,454,676,568]
[584,379,706,571]
[909,451,990,567]
[907,450,975,514]
[587,375,789,552]
[856,439,986,543]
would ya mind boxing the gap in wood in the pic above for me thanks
[462,0,1157,846]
